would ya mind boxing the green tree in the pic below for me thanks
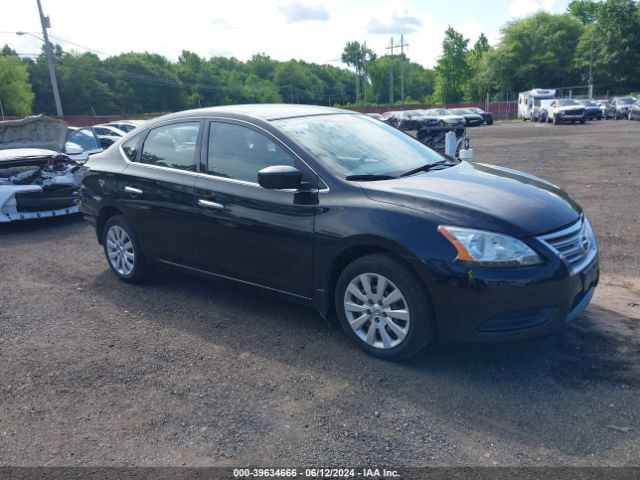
[484,13,584,94]
[0,56,34,115]
[341,41,376,104]
[464,33,491,101]
[433,27,470,103]
[568,0,601,23]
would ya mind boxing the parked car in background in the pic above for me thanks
[381,111,400,125]
[596,99,611,118]
[423,108,465,127]
[609,97,637,119]
[388,110,439,130]
[66,127,104,159]
[79,104,598,360]
[0,116,84,222]
[94,125,127,138]
[449,108,484,127]
[92,125,128,149]
[101,120,146,133]
[465,107,493,125]
[538,99,554,123]
[578,99,603,120]
[628,100,640,120]
[366,113,384,121]
[546,99,586,125]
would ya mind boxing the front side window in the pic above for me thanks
[67,128,100,151]
[273,114,445,179]
[207,122,295,183]
[139,122,199,171]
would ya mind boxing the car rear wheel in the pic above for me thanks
[103,215,150,283]
[335,254,434,360]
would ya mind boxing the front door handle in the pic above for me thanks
[124,186,143,195]
[198,199,224,209]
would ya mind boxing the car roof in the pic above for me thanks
[155,104,352,123]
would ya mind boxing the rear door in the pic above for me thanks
[118,120,203,266]
[193,120,317,298]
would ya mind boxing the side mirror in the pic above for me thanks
[258,165,302,190]
[64,142,83,155]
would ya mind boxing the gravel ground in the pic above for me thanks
[1,120,639,467]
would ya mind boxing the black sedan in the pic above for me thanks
[79,105,599,360]
[449,108,484,127]
[578,99,603,120]
[464,107,494,125]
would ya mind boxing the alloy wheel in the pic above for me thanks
[106,225,135,276]
[343,273,410,350]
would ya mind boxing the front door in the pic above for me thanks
[194,120,316,298]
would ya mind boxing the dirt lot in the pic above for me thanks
[1,120,639,467]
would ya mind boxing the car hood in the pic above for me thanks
[440,115,464,121]
[557,105,583,111]
[0,115,68,152]
[462,113,483,120]
[360,161,581,237]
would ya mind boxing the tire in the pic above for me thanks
[335,253,434,360]
[486,117,493,125]
[438,120,446,127]
[580,118,585,124]
[103,214,151,283]
[553,115,560,125]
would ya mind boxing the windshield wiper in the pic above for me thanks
[400,159,454,177]
[345,174,397,181]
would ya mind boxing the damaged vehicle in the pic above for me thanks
[0,116,84,222]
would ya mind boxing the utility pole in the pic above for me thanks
[355,49,359,104]
[399,34,408,105]
[363,41,368,105]
[588,35,594,99]
[386,37,395,105]
[36,0,63,116]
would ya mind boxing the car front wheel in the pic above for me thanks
[335,254,434,360]
[103,215,150,283]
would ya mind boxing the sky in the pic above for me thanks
[1,0,571,70]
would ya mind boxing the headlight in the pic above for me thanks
[438,226,543,267]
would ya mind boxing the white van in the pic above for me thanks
[518,89,556,121]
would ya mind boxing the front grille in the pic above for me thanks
[564,108,585,116]
[538,218,597,273]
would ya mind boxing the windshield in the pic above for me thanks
[618,97,635,105]
[273,114,446,179]
[579,100,598,106]
[452,109,472,114]
[557,99,580,106]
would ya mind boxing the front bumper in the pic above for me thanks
[410,253,599,343]
[0,184,80,222]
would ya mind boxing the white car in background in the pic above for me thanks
[0,116,95,222]
[546,99,586,125]
[423,108,466,127]
[100,120,147,133]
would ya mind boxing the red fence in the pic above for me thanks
[2,101,521,125]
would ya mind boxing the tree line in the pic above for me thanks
[0,0,638,116]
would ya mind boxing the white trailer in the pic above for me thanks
[518,89,556,121]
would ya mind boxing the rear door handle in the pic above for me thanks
[124,186,143,195]
[198,199,224,209]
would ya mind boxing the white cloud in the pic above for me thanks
[367,12,422,34]
[507,0,558,18]
[278,0,330,23]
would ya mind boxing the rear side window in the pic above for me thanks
[121,134,141,161]
[139,122,200,171]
